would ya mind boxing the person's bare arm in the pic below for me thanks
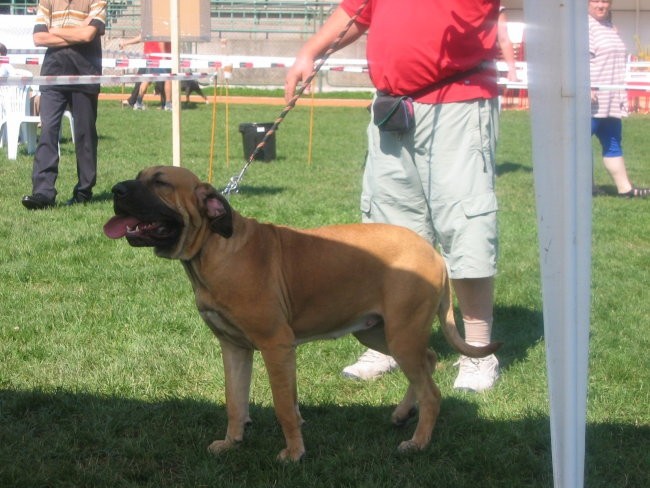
[49,23,99,43]
[497,11,519,82]
[284,6,367,101]
[119,34,142,50]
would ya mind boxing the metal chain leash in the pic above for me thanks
[222,0,369,196]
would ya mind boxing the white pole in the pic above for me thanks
[523,1,592,487]
[170,0,181,166]
[634,0,641,39]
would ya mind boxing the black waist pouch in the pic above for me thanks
[372,92,415,133]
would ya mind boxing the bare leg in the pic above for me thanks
[602,156,633,194]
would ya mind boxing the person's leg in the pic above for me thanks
[127,68,146,106]
[126,82,141,107]
[451,277,494,345]
[27,90,68,201]
[419,99,500,392]
[342,101,434,380]
[163,80,172,110]
[593,117,633,193]
[68,90,99,202]
[135,81,149,109]
[602,156,633,194]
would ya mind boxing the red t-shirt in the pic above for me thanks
[340,0,499,103]
[143,41,171,59]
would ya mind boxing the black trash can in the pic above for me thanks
[238,122,277,162]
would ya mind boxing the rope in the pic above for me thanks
[225,76,231,166]
[208,74,219,184]
[308,79,316,167]
[222,0,369,195]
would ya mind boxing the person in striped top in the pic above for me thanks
[589,0,649,198]
[22,0,107,210]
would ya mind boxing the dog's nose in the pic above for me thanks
[111,182,129,198]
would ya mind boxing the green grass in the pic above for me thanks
[0,102,648,487]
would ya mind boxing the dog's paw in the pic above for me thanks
[391,406,418,427]
[397,439,426,453]
[207,438,241,455]
[276,446,305,463]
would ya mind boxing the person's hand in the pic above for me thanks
[284,53,315,103]
[506,67,519,82]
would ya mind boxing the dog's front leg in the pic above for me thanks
[208,339,253,455]
[259,340,304,462]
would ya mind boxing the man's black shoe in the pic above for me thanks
[65,194,91,206]
[21,194,55,210]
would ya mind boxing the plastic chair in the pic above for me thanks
[62,109,75,144]
[0,86,75,160]
[0,84,40,159]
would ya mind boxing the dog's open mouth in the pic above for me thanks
[104,215,181,248]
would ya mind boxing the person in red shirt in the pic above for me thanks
[285,0,501,392]
[119,35,172,111]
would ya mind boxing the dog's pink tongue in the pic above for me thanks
[103,216,140,239]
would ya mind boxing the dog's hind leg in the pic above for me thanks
[392,347,440,452]
[352,323,389,355]
[390,348,437,428]
[208,340,254,455]
[383,296,440,452]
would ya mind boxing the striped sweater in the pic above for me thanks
[589,14,628,118]
[35,0,107,29]
[33,0,107,92]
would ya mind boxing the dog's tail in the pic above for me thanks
[438,273,502,358]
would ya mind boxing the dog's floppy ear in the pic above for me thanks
[195,183,234,238]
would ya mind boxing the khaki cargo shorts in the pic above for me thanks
[360,97,499,279]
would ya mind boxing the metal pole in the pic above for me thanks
[170,0,181,166]
[524,1,592,486]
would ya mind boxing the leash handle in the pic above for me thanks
[222,0,370,195]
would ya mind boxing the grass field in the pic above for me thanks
[0,99,648,487]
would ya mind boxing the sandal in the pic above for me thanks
[618,187,650,198]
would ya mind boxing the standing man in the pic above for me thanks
[22,0,107,210]
[285,1,501,392]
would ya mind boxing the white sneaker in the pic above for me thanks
[133,102,145,111]
[453,354,499,392]
[342,349,398,380]
[164,102,173,111]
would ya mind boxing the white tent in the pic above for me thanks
[523,1,592,487]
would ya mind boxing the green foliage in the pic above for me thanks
[0,104,648,487]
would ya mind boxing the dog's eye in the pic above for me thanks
[152,179,172,189]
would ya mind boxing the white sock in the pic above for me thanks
[463,318,493,346]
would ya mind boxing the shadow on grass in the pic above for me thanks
[1,388,646,487]
[88,190,115,204]
[496,161,533,176]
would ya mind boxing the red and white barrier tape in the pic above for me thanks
[1,53,369,72]
[0,72,209,86]
[2,54,650,92]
